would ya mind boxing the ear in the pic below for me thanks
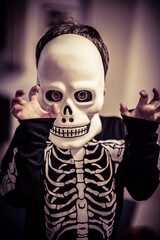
[104,88,106,96]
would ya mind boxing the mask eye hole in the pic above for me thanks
[74,90,92,102]
[46,90,62,102]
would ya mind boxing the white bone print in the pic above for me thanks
[44,139,125,240]
[71,148,88,240]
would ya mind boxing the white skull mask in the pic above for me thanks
[37,34,105,149]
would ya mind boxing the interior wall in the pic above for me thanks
[86,0,160,234]
[88,0,137,117]
[87,0,160,118]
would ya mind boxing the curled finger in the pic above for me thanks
[29,85,40,101]
[137,90,148,106]
[149,88,160,107]
[15,89,26,97]
[11,105,23,118]
[11,97,27,109]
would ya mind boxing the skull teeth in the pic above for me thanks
[51,123,90,138]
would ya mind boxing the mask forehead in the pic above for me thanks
[37,34,104,87]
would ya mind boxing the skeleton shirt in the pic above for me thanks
[0,115,159,240]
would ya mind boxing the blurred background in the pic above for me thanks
[0,0,160,239]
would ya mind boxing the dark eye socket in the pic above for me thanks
[74,90,92,102]
[46,90,62,102]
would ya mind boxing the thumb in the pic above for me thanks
[120,102,130,116]
[49,104,59,118]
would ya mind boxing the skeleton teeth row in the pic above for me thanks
[51,124,90,138]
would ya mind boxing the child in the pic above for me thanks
[0,19,160,240]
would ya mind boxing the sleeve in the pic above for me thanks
[122,115,160,201]
[0,118,54,207]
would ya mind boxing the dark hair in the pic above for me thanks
[36,18,109,76]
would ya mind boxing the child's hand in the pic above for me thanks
[11,85,59,120]
[120,88,160,123]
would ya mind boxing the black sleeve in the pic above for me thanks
[122,115,160,200]
[0,118,54,207]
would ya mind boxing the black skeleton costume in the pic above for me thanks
[0,115,159,240]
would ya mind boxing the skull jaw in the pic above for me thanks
[49,114,102,149]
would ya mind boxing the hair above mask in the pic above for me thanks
[35,18,109,77]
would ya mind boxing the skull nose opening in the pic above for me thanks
[63,105,72,115]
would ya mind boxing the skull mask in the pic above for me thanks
[37,34,105,149]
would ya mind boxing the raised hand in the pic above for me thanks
[11,85,59,120]
[120,88,160,123]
